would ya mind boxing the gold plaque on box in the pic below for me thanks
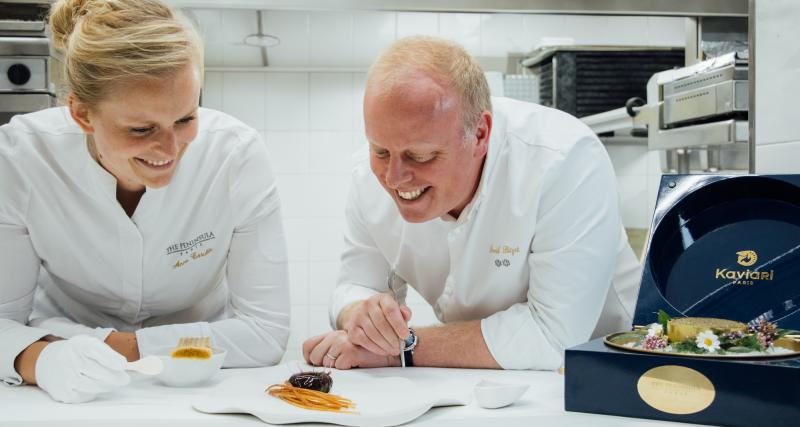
[637,365,715,414]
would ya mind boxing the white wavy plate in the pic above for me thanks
[192,367,469,426]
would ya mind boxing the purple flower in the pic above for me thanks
[722,330,744,341]
[642,334,667,351]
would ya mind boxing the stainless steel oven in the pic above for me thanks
[1,1,58,125]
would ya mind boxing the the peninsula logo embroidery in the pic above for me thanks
[736,250,757,267]
[167,231,216,269]
[714,249,773,286]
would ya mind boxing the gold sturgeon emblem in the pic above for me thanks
[736,250,757,267]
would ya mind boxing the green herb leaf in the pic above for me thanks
[657,310,671,335]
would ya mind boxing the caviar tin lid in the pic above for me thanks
[633,174,800,330]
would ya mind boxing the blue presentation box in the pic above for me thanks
[565,174,800,427]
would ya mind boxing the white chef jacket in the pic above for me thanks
[0,107,290,385]
[331,97,642,370]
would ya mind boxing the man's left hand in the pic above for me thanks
[302,330,397,369]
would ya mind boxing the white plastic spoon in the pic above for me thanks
[126,356,164,376]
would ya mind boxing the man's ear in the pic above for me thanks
[473,110,492,158]
[68,94,95,134]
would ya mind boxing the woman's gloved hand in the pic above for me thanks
[35,335,130,403]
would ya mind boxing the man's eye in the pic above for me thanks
[176,116,195,125]
[409,153,435,163]
[131,127,154,135]
[372,149,389,158]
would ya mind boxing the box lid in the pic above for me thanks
[633,174,800,329]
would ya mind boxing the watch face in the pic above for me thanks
[403,329,416,350]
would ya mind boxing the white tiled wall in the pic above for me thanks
[194,8,684,361]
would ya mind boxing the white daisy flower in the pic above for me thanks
[696,330,721,353]
[647,323,664,337]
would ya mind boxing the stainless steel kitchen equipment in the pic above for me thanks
[521,46,685,119]
[1,1,58,125]
[631,52,749,173]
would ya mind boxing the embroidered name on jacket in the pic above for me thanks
[166,231,216,256]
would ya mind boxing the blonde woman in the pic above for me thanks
[0,0,289,403]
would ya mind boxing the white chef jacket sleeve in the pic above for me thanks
[329,173,387,328]
[481,136,621,370]
[0,137,49,385]
[135,133,290,367]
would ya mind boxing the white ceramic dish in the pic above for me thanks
[149,346,226,387]
[192,367,470,427]
[473,379,529,409]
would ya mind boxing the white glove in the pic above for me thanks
[35,335,130,403]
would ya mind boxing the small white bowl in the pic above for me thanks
[473,379,529,409]
[150,346,226,387]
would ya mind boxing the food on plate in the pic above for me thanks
[171,336,213,359]
[667,317,747,342]
[267,370,356,413]
[288,371,333,393]
[606,310,797,356]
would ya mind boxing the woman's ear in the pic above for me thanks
[67,94,95,134]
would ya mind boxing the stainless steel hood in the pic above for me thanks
[166,0,747,17]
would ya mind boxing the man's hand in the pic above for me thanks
[302,330,397,369]
[338,294,412,356]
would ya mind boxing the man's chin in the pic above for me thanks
[396,206,437,223]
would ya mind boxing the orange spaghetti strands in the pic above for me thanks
[266,382,358,414]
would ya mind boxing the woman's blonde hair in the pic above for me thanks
[49,0,203,107]
[367,36,492,137]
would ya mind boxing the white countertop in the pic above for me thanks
[0,365,706,427]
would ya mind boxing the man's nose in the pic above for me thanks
[385,156,412,188]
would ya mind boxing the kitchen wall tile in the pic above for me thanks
[308,305,335,336]
[275,174,310,219]
[189,9,222,41]
[397,12,439,38]
[284,218,311,261]
[522,14,568,50]
[288,262,309,306]
[222,72,265,130]
[605,16,650,46]
[439,13,481,55]
[201,72,223,111]
[605,144,649,176]
[262,10,310,67]
[222,9,258,44]
[305,173,351,219]
[480,14,526,57]
[202,43,225,67]
[266,73,309,131]
[617,176,649,229]
[352,73,367,131]
[288,305,309,349]
[308,261,340,305]
[223,44,264,67]
[353,12,397,67]
[646,16,687,47]
[310,12,354,67]
[756,140,800,173]
[310,73,353,131]
[264,131,309,174]
[307,218,347,261]
[309,131,360,173]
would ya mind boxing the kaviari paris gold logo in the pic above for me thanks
[736,250,757,266]
[715,249,774,284]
